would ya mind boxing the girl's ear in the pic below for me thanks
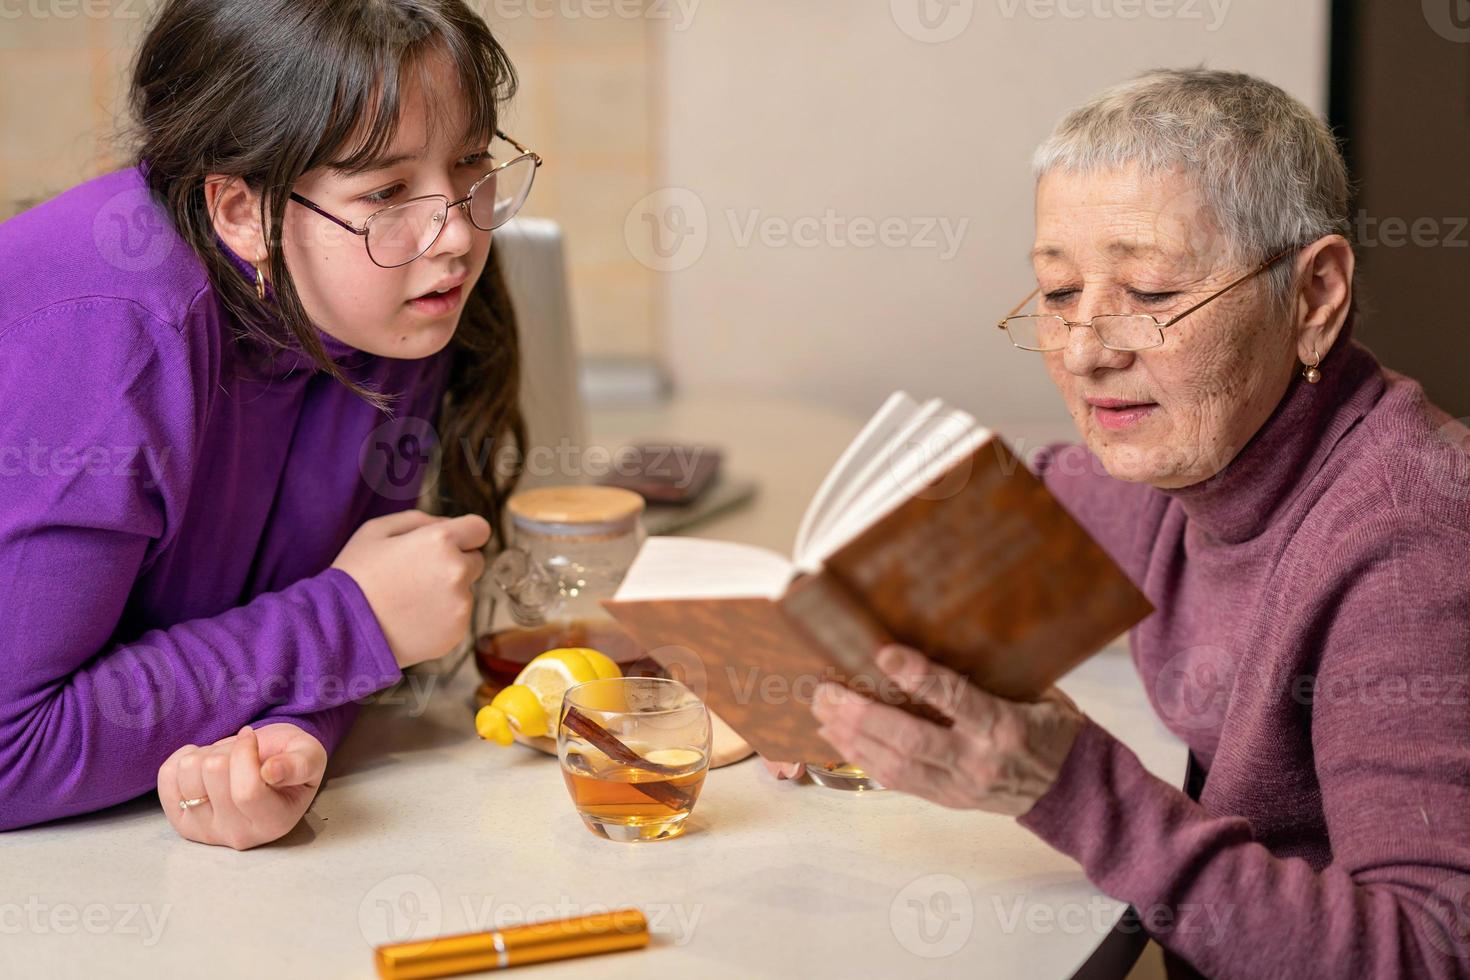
[203,175,268,264]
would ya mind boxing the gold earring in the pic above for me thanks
[254,253,270,301]
[1302,346,1321,384]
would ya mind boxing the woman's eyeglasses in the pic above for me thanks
[997,245,1298,352]
[288,130,543,269]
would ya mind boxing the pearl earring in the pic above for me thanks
[1302,346,1321,384]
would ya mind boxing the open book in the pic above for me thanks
[602,392,1153,765]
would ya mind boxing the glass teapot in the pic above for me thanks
[474,485,650,693]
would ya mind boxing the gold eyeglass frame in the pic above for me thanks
[288,130,544,269]
[997,245,1299,352]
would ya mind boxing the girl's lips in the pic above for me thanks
[406,284,463,316]
[1091,402,1158,431]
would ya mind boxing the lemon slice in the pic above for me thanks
[513,655,585,720]
[476,648,625,748]
[530,647,622,682]
[513,648,623,713]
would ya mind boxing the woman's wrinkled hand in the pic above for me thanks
[809,644,1084,815]
[157,723,327,850]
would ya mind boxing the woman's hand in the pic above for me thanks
[809,644,1084,815]
[331,509,491,668]
[760,758,806,780]
[157,723,327,850]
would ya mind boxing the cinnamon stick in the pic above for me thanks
[561,706,688,811]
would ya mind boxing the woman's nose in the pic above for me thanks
[1060,316,1135,376]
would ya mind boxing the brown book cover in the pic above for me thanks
[602,436,1152,765]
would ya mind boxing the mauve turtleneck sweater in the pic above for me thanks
[1020,331,1470,978]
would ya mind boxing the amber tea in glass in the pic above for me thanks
[557,677,711,842]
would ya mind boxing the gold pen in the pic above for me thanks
[374,907,649,979]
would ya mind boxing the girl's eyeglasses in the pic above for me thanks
[288,130,543,269]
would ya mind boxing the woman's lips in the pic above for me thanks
[406,284,463,316]
[1088,398,1158,431]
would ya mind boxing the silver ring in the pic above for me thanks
[178,796,209,812]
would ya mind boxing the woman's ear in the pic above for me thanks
[203,175,268,265]
[1291,234,1355,364]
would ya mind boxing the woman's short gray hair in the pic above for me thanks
[1032,68,1352,305]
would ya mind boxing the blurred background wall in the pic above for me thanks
[650,1,1327,438]
[7,1,1464,430]
[1332,0,1470,418]
[0,6,663,363]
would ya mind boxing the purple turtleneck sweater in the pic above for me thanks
[0,167,452,830]
[1021,332,1470,977]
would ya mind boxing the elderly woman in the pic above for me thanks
[793,69,1470,978]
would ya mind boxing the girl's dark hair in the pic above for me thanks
[128,0,525,535]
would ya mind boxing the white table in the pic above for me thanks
[1,393,1186,979]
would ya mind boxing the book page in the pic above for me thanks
[792,391,920,561]
[796,396,946,565]
[613,536,795,601]
[797,420,992,573]
[844,408,982,526]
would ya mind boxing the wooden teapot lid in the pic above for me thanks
[507,485,645,536]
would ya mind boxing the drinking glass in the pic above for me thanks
[557,677,711,842]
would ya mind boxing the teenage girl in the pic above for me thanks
[0,0,536,848]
